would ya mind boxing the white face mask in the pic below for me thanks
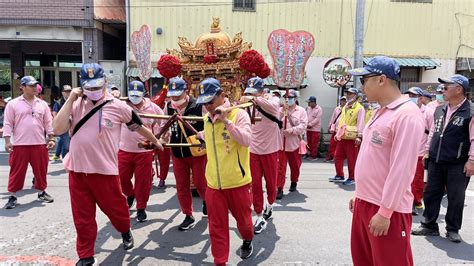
[83,88,104,101]
[288,98,296,106]
[129,95,143,105]
[171,95,188,107]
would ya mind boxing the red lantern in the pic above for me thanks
[157,54,182,80]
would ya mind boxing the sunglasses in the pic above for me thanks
[360,74,382,85]
[443,84,461,90]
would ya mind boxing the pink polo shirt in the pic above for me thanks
[250,94,282,155]
[355,95,424,218]
[3,95,53,145]
[307,105,322,132]
[280,105,308,152]
[328,106,342,131]
[119,98,164,153]
[426,100,443,111]
[418,104,434,156]
[63,93,134,175]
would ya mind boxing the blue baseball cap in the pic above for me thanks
[80,63,105,89]
[345,87,359,94]
[20,76,39,86]
[196,78,222,104]
[438,74,470,92]
[167,77,187,97]
[420,89,433,99]
[306,96,317,103]
[283,89,298,98]
[244,77,264,95]
[349,56,401,81]
[404,87,423,95]
[128,80,145,96]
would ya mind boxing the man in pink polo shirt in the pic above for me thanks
[3,76,56,209]
[426,85,445,111]
[306,96,322,161]
[119,80,165,223]
[348,56,424,266]
[240,77,281,234]
[277,89,308,199]
[53,63,163,265]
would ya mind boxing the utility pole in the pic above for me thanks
[353,0,365,89]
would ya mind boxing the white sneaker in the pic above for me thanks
[254,216,267,234]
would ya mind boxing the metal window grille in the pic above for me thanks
[233,0,256,11]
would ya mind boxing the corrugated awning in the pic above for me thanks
[363,57,439,68]
[126,67,162,78]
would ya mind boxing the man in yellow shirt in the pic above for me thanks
[196,78,254,265]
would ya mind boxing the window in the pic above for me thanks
[391,0,432,3]
[400,67,421,91]
[233,0,256,12]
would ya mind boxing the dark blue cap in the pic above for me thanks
[128,80,145,96]
[167,77,187,97]
[306,96,317,102]
[404,87,423,95]
[20,76,39,86]
[244,77,264,94]
[345,87,359,94]
[196,78,221,104]
[438,74,469,91]
[80,63,105,89]
[420,89,433,99]
[349,56,401,81]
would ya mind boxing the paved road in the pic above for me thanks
[0,153,473,265]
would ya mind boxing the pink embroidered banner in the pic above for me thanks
[131,25,152,82]
[267,30,315,88]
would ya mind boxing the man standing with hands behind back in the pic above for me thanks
[348,56,424,266]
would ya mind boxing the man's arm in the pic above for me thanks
[53,88,82,135]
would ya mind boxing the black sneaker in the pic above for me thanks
[121,230,134,250]
[411,226,440,236]
[127,195,135,209]
[178,215,195,231]
[202,201,207,216]
[276,189,284,200]
[263,205,273,220]
[136,209,147,222]
[446,231,462,243]
[4,196,17,209]
[38,191,54,203]
[253,217,267,234]
[289,182,297,192]
[412,206,418,216]
[239,240,253,259]
[75,257,96,266]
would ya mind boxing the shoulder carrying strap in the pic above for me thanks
[255,105,283,129]
[333,110,342,125]
[72,100,112,137]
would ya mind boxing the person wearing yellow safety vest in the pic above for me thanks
[329,87,365,186]
[196,78,254,265]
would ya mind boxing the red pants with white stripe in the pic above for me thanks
[325,133,338,160]
[306,131,320,158]
[118,150,154,210]
[8,145,49,193]
[206,184,254,265]
[251,152,279,214]
[411,156,424,206]
[334,139,359,179]
[69,172,131,259]
[351,199,413,266]
[172,155,207,216]
[278,149,302,189]
[156,148,171,180]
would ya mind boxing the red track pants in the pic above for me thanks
[8,145,48,193]
[172,155,207,216]
[206,184,254,265]
[250,152,279,214]
[118,150,154,210]
[334,139,359,179]
[156,148,171,180]
[306,131,320,158]
[325,133,338,160]
[411,156,424,206]
[278,149,302,189]
[69,172,131,259]
[351,199,413,266]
